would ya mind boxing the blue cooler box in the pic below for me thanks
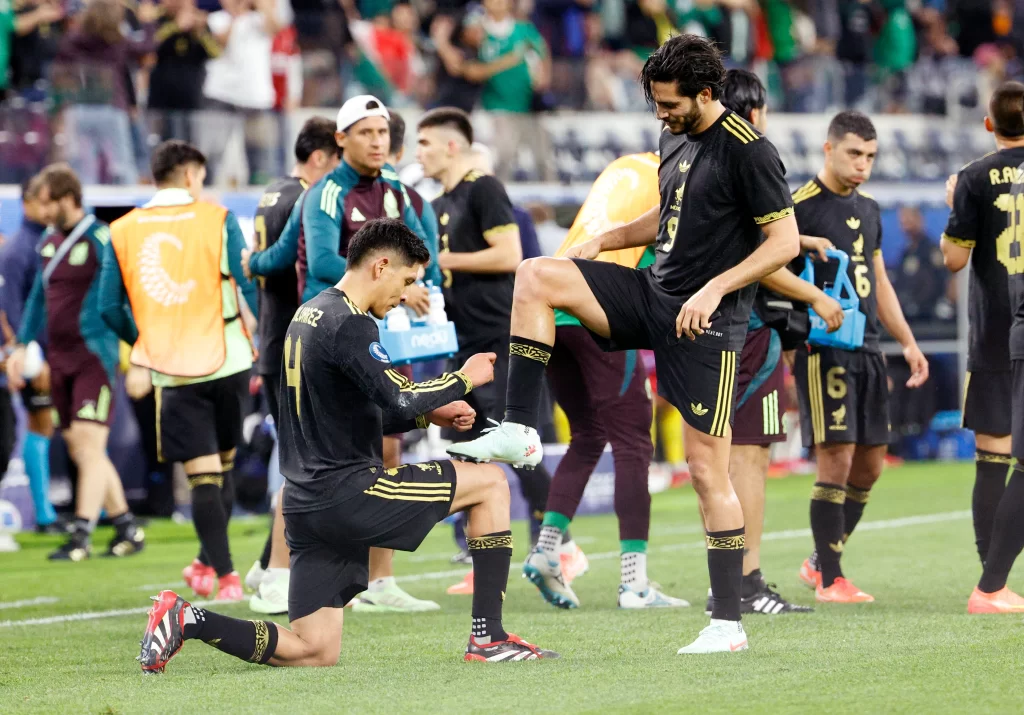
[800,249,865,351]
[378,322,460,365]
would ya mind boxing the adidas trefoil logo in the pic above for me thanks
[679,160,691,173]
[829,541,844,553]
[846,217,861,230]
[351,207,366,222]
[690,402,709,416]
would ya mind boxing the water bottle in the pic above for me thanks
[427,281,447,326]
[385,306,411,332]
[410,282,428,328]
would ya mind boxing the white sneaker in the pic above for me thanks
[249,568,289,615]
[352,583,441,612]
[618,582,690,609]
[677,619,749,654]
[522,546,579,608]
[446,420,543,468]
[244,559,265,592]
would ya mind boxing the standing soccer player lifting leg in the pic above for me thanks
[449,35,801,653]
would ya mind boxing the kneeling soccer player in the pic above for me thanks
[139,219,557,670]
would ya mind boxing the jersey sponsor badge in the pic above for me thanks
[369,342,391,363]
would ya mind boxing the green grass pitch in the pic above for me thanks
[3,461,1024,714]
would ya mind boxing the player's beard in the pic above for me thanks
[668,103,703,135]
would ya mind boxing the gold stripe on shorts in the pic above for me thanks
[710,351,736,437]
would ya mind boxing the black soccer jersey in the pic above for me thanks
[254,176,305,375]
[1008,160,1024,361]
[945,148,1024,370]
[792,177,884,353]
[654,109,794,351]
[431,170,518,351]
[278,288,472,513]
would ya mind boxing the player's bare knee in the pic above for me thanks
[514,257,559,302]
[486,466,511,507]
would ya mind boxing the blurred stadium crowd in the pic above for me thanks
[0,0,1019,184]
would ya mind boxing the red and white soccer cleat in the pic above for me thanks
[447,571,474,595]
[464,633,559,662]
[215,572,244,602]
[967,586,1024,614]
[816,577,874,603]
[798,558,822,589]
[189,563,217,598]
[138,590,190,674]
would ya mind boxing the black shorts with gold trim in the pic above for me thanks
[570,258,738,437]
[794,346,889,448]
[155,371,248,463]
[283,460,457,621]
[962,369,1012,437]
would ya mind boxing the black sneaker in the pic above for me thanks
[107,524,146,557]
[48,531,92,561]
[743,583,814,614]
[464,634,559,662]
[35,517,72,535]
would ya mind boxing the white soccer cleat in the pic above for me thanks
[677,619,749,654]
[352,583,441,612]
[522,546,579,609]
[618,582,690,609]
[244,560,266,592]
[446,420,543,468]
[249,568,289,615]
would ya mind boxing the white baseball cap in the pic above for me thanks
[336,95,390,132]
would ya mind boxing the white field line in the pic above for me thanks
[2,510,970,629]
[0,596,59,610]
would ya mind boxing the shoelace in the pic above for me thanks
[507,634,541,655]
[479,418,503,435]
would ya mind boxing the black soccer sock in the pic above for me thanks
[183,606,278,664]
[71,516,93,536]
[259,531,274,571]
[504,336,552,429]
[220,467,235,527]
[190,475,234,577]
[842,484,871,542]
[198,549,210,566]
[468,531,512,643]
[706,528,745,621]
[973,450,1011,566]
[741,568,764,598]
[810,482,846,588]
[978,466,1024,593]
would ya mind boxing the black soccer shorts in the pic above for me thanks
[794,346,889,448]
[571,259,738,437]
[283,460,457,621]
[962,369,1012,437]
[155,371,248,463]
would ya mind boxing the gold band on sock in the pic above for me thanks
[811,485,846,504]
[510,343,551,365]
[977,451,1013,465]
[468,535,514,550]
[845,485,871,504]
[250,621,270,663]
[187,473,224,489]
[705,534,745,550]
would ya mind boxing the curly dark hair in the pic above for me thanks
[640,34,727,103]
[347,218,430,267]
